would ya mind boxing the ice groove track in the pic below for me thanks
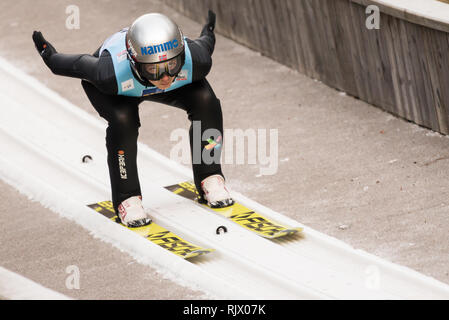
[0,113,323,299]
[0,96,325,298]
[1,56,449,299]
[0,58,325,299]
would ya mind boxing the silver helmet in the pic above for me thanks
[126,13,185,82]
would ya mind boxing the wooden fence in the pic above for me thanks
[162,0,449,135]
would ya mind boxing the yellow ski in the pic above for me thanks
[165,181,303,239]
[87,200,214,259]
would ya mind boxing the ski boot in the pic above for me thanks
[118,196,152,228]
[201,174,234,208]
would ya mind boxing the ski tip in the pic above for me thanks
[262,227,304,239]
[184,249,215,259]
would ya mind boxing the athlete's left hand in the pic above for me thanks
[205,10,216,32]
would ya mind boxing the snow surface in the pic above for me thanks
[1,56,449,299]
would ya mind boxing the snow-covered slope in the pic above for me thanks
[1,56,449,299]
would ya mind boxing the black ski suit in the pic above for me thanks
[33,20,224,213]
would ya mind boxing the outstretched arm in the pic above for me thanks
[197,10,216,56]
[32,31,117,94]
[188,10,217,81]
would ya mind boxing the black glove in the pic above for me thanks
[205,10,216,32]
[32,31,57,65]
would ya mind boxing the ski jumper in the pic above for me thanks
[44,25,224,213]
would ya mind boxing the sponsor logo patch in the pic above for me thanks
[140,39,179,56]
[142,87,164,96]
[118,150,128,179]
[176,70,188,81]
[116,49,127,63]
[121,79,134,92]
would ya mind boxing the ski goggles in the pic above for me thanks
[137,54,183,81]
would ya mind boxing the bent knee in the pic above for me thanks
[109,108,141,130]
[189,89,222,117]
[197,88,220,106]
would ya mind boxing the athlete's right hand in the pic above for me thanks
[32,31,57,65]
